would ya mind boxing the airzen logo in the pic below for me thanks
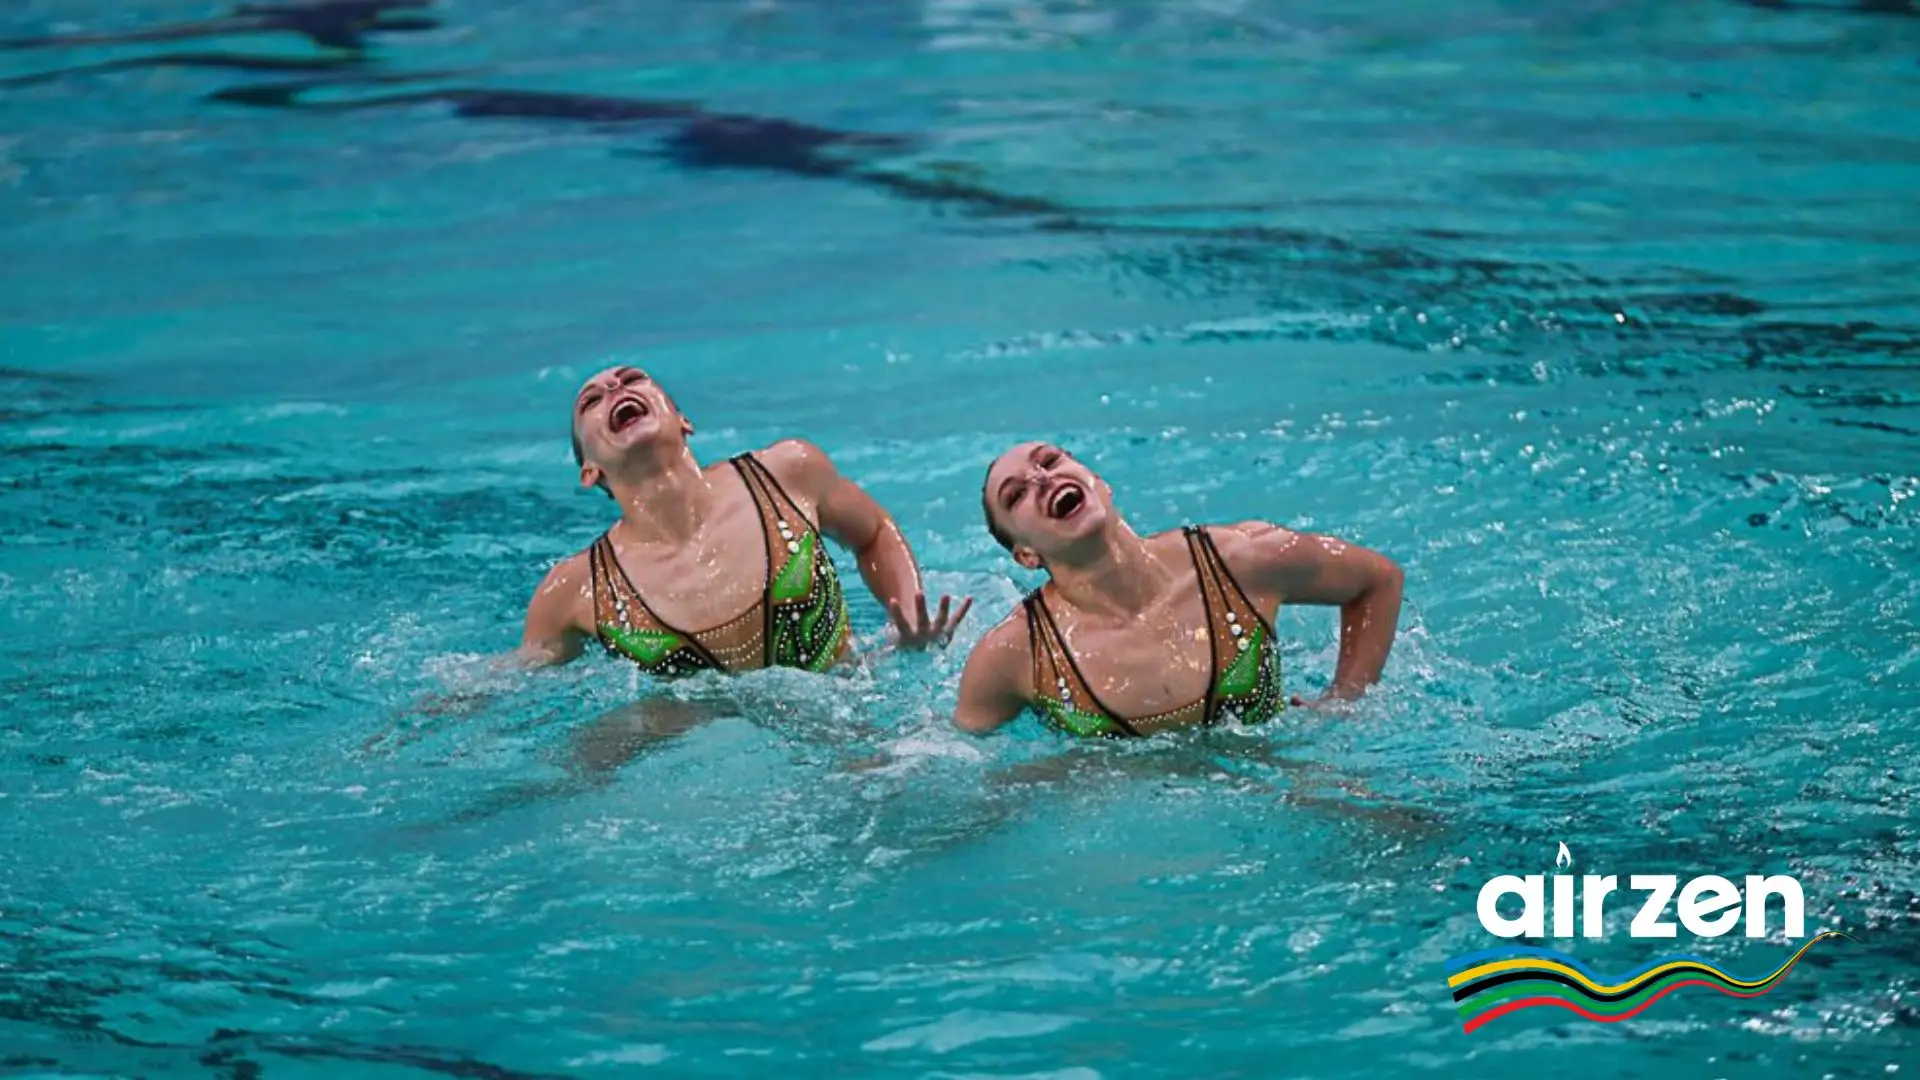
[1476,842,1806,940]
[1444,844,1855,1033]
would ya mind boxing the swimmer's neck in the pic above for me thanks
[604,445,716,546]
[1043,522,1174,621]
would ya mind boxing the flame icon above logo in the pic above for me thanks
[1556,842,1572,869]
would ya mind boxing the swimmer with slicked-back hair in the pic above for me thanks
[379,364,972,804]
[519,365,971,675]
[952,441,1403,739]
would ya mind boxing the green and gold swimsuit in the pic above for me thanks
[1025,525,1285,737]
[588,453,852,677]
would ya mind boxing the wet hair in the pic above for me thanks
[982,463,1015,551]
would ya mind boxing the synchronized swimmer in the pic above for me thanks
[514,368,1404,742]
[517,365,972,677]
[957,442,1403,738]
[5,3,1412,740]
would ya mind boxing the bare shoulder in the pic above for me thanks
[528,548,594,623]
[1210,519,1388,566]
[973,605,1034,660]
[1217,519,1291,542]
[955,606,1037,728]
[1143,521,1288,563]
[1201,518,1403,606]
[754,437,838,498]
[541,546,593,585]
[1208,519,1295,557]
[515,547,596,663]
[1196,520,1305,601]
[963,606,1037,682]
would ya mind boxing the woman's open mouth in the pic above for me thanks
[608,396,650,434]
[1046,482,1086,520]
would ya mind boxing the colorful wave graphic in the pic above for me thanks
[1447,931,1855,1033]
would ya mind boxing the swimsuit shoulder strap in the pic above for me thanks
[726,454,786,665]
[589,526,715,650]
[728,452,786,553]
[1187,525,1280,721]
[587,530,619,639]
[1193,525,1273,633]
[1021,590,1063,704]
[734,451,820,535]
[1023,586,1139,737]
[1181,526,1225,722]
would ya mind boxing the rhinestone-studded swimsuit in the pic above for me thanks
[1023,525,1284,738]
[588,453,852,678]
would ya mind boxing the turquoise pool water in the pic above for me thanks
[4,0,1918,1075]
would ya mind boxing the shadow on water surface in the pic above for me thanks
[0,920,574,1079]
[0,0,442,53]
[0,1,425,89]
[0,50,370,88]
[2,2,1916,393]
[170,70,1920,400]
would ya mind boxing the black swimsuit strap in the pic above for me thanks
[593,530,727,670]
[1021,592,1046,696]
[1194,526,1274,634]
[726,456,782,666]
[1181,526,1223,724]
[734,452,821,534]
[1025,588,1141,737]
[587,534,609,649]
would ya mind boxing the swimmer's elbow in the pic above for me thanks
[951,686,1024,736]
[520,557,589,663]
[951,709,1001,737]
[951,625,1027,736]
[1366,551,1405,602]
[517,604,587,669]
[510,636,580,670]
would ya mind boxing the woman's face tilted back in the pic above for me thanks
[569,365,693,490]
[981,442,1115,570]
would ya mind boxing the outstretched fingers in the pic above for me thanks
[887,592,974,647]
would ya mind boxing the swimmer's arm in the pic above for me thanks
[514,555,591,668]
[1228,522,1405,700]
[762,438,972,648]
[951,620,1031,736]
[362,557,590,751]
[430,557,589,698]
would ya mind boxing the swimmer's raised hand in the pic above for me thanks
[887,592,974,649]
[763,438,973,651]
